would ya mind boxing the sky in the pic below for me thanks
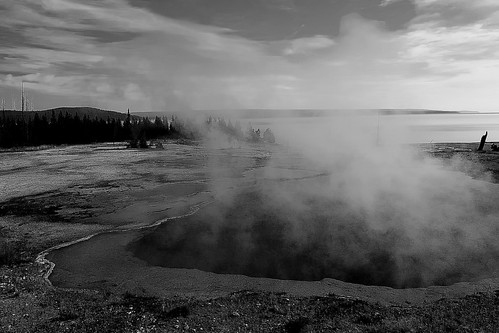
[1,0,499,112]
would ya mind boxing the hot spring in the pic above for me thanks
[129,165,499,288]
[43,115,499,291]
[125,115,499,289]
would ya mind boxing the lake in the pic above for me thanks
[246,113,499,144]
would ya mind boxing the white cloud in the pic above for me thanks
[379,0,404,7]
[123,83,146,102]
[0,47,104,67]
[410,0,499,26]
[263,0,297,12]
[414,0,499,9]
[3,0,499,111]
[283,35,335,55]
[0,0,278,110]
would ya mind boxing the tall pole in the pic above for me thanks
[21,81,28,143]
[21,81,25,115]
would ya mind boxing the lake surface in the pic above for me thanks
[246,113,499,144]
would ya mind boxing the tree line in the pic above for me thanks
[0,111,183,148]
[0,111,275,148]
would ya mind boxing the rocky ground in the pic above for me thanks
[1,142,499,332]
[2,262,499,332]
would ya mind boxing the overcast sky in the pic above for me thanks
[1,0,499,112]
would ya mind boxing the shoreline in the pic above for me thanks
[36,195,214,288]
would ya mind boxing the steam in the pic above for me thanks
[263,115,499,287]
[131,114,499,288]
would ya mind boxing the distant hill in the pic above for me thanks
[377,109,467,115]
[0,107,133,121]
[170,109,472,119]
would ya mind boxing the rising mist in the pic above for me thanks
[130,114,499,288]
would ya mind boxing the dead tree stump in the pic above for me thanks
[478,131,488,151]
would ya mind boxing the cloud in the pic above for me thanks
[379,0,405,7]
[2,0,499,111]
[283,35,336,55]
[409,0,499,27]
[414,0,499,9]
[392,1,499,109]
[263,0,297,12]
[0,0,279,110]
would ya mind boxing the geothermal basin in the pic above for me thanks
[45,142,499,304]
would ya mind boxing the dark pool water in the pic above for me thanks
[128,180,499,288]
